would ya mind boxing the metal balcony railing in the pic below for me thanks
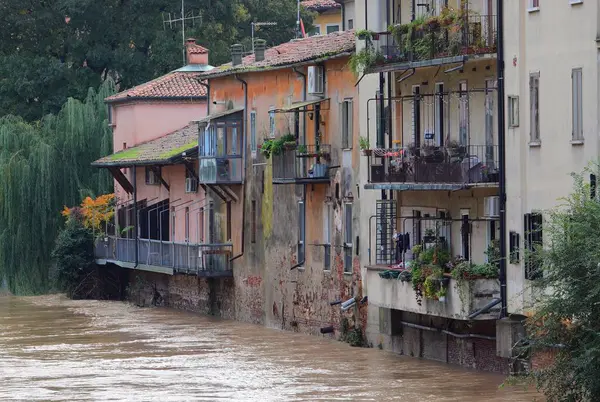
[95,236,233,276]
[368,144,499,185]
[272,144,333,184]
[365,14,497,68]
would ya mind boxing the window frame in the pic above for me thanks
[341,98,354,149]
[145,167,161,186]
[326,24,340,34]
[298,200,306,266]
[524,212,543,280]
[343,202,353,273]
[529,72,541,144]
[250,110,257,157]
[572,67,583,142]
[508,96,520,128]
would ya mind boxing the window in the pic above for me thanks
[250,111,257,157]
[344,203,353,273]
[145,167,160,186]
[509,231,520,264]
[508,96,519,127]
[313,26,321,36]
[524,212,543,280]
[347,19,354,29]
[323,203,331,270]
[572,68,583,141]
[269,107,276,138]
[341,99,354,149]
[171,207,176,240]
[528,0,540,10]
[298,201,305,264]
[185,207,190,242]
[458,81,469,146]
[185,166,198,193]
[251,200,257,244]
[529,72,540,143]
[412,86,421,147]
[326,24,340,34]
[108,105,113,126]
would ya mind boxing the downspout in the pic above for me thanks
[496,0,507,318]
[292,66,307,270]
[364,0,368,31]
[133,165,138,268]
[230,74,248,262]
[340,2,346,31]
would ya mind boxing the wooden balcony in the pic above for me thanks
[95,236,233,277]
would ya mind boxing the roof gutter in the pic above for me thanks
[230,74,248,263]
[105,95,207,105]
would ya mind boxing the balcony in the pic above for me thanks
[95,236,233,277]
[366,145,498,190]
[360,13,497,73]
[366,267,500,321]
[272,144,333,185]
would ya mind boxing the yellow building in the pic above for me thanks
[301,0,345,35]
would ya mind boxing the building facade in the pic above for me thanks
[302,0,344,34]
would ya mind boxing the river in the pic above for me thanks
[0,294,541,401]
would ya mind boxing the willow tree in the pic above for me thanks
[0,80,114,294]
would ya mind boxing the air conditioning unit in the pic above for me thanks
[185,177,198,193]
[484,196,500,218]
[307,65,324,95]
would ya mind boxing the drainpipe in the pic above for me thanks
[133,165,138,268]
[230,74,248,262]
[364,0,368,32]
[292,66,307,271]
[340,2,346,31]
[496,0,507,318]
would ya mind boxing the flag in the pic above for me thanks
[300,18,307,38]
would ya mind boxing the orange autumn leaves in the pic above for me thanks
[62,194,115,231]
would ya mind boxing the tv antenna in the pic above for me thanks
[162,0,203,65]
[251,22,277,53]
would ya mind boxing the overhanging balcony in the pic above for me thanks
[366,145,498,191]
[362,13,497,73]
[272,144,333,185]
[95,236,233,277]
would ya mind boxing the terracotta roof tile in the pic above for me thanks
[188,43,209,54]
[92,124,198,166]
[203,30,355,79]
[301,0,341,12]
[105,72,207,103]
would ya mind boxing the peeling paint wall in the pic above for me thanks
[206,57,367,340]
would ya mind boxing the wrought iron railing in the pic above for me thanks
[95,236,233,275]
[272,144,333,183]
[365,14,497,67]
[368,144,499,185]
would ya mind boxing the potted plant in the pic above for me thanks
[297,144,308,155]
[437,287,447,303]
[359,136,372,156]
[446,140,467,161]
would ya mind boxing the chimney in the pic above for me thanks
[231,44,244,66]
[185,38,209,65]
[254,39,266,62]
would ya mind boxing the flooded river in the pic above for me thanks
[0,294,541,401]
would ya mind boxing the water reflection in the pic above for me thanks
[0,295,541,401]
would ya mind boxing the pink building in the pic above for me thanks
[93,40,234,277]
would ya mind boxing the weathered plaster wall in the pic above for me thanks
[208,57,366,339]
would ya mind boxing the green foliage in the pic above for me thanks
[260,133,295,159]
[359,136,370,151]
[525,164,600,401]
[340,317,367,347]
[451,261,498,280]
[50,216,95,297]
[348,47,384,75]
[0,80,114,294]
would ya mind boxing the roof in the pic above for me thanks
[92,124,198,167]
[301,0,341,12]
[201,30,355,80]
[105,71,208,103]
[188,43,209,54]
[193,107,245,125]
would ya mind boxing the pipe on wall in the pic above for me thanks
[230,74,248,262]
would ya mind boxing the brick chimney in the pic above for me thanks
[185,38,209,65]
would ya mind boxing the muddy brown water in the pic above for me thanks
[0,294,541,401]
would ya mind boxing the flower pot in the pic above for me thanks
[362,149,373,156]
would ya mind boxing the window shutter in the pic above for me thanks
[340,101,346,149]
[348,100,354,149]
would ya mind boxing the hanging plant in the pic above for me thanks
[260,133,296,159]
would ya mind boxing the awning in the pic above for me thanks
[92,123,198,168]
[273,98,330,113]
[192,107,244,125]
